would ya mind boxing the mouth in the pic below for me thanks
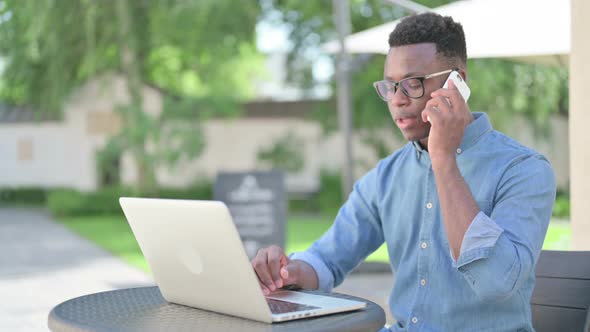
[395,116,420,129]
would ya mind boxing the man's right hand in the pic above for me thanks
[251,245,318,295]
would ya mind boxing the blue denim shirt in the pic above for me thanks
[291,113,556,332]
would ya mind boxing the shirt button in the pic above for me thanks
[421,279,427,286]
[421,242,428,249]
[412,317,418,324]
[426,202,433,209]
[456,148,462,154]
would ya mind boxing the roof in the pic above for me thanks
[0,103,59,123]
[241,99,334,119]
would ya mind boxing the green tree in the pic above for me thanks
[257,131,305,172]
[265,0,568,160]
[264,0,459,161]
[0,0,264,193]
[467,59,568,136]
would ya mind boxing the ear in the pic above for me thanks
[458,68,468,82]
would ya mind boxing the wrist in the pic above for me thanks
[292,260,319,290]
[430,152,457,170]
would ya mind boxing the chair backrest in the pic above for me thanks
[531,250,590,332]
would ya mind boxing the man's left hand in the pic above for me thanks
[421,79,473,164]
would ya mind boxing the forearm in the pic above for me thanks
[432,156,480,260]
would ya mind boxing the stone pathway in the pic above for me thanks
[0,208,154,331]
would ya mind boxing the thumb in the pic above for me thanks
[421,108,433,123]
[280,264,300,286]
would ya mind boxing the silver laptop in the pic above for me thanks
[119,197,366,323]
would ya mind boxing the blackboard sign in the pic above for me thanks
[214,170,286,259]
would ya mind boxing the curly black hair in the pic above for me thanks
[388,13,467,65]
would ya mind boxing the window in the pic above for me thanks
[17,138,33,161]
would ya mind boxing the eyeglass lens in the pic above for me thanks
[375,78,424,100]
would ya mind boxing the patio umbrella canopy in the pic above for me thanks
[323,0,570,65]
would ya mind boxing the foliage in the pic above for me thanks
[47,188,130,217]
[156,184,213,202]
[264,0,453,159]
[315,169,344,217]
[0,0,262,111]
[263,0,452,88]
[0,0,264,192]
[288,169,343,217]
[467,59,568,136]
[0,187,48,205]
[47,183,213,217]
[265,0,568,159]
[311,55,399,160]
[552,191,570,218]
[257,131,305,172]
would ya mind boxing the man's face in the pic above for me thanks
[383,43,450,144]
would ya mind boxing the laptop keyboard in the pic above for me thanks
[266,298,320,314]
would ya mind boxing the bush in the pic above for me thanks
[156,181,213,201]
[0,187,48,205]
[47,182,213,217]
[286,170,343,216]
[47,189,91,216]
[47,187,131,217]
[316,169,344,217]
[552,192,570,218]
[288,196,319,214]
[286,170,344,217]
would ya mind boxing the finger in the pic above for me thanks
[280,264,299,286]
[421,105,442,124]
[279,253,291,284]
[427,96,451,113]
[431,80,464,105]
[252,250,276,292]
[258,280,271,296]
[267,247,285,289]
[254,264,272,295]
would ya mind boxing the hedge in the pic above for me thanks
[47,183,213,217]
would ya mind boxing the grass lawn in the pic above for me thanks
[59,215,571,273]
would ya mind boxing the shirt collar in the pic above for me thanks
[460,112,493,152]
[412,140,426,159]
[411,112,493,156]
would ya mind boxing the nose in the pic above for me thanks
[389,85,409,108]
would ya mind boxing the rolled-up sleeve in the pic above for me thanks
[452,212,504,265]
[453,155,556,302]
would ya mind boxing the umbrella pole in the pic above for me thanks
[333,0,355,200]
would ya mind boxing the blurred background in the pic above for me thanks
[0,0,571,232]
[0,0,584,330]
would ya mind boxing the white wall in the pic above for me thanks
[121,117,403,193]
[0,81,571,194]
[0,123,93,189]
[0,73,163,191]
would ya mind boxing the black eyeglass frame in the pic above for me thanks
[372,68,458,101]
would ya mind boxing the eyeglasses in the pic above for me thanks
[373,68,457,101]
